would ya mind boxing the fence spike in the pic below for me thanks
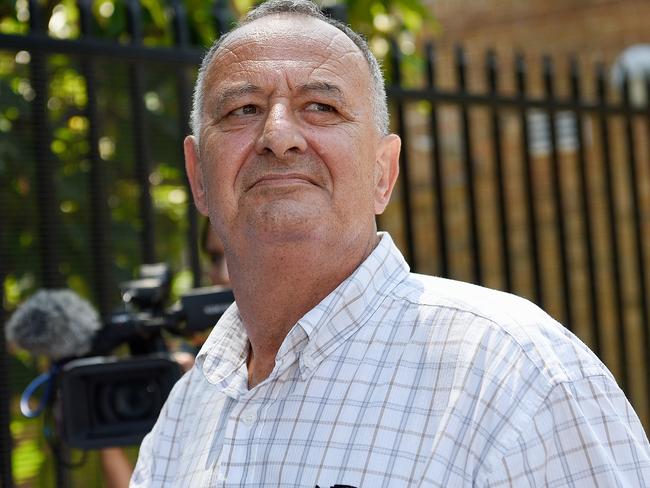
[77,0,94,37]
[390,38,402,78]
[542,52,575,331]
[425,42,437,87]
[455,44,482,283]
[28,0,44,33]
[515,52,525,71]
[596,62,607,100]
[486,49,497,93]
[620,60,650,407]
[543,54,552,71]
[322,4,348,23]
[126,0,143,44]
[454,44,467,88]
[171,0,190,47]
[514,51,545,306]
[485,48,512,291]
[389,38,404,87]
[595,59,629,393]
[213,0,235,38]
[569,56,579,95]
[568,53,602,354]
[543,55,556,99]
[388,37,416,267]
[622,69,631,105]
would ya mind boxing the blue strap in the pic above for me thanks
[20,365,58,418]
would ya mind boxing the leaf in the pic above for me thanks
[12,438,46,483]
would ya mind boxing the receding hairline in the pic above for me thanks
[191,6,390,140]
[207,13,371,79]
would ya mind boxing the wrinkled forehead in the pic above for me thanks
[204,15,370,88]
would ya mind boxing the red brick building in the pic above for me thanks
[428,0,650,66]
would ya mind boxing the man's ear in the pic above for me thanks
[373,133,401,215]
[184,136,209,216]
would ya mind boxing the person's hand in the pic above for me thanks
[172,351,195,372]
[100,447,132,488]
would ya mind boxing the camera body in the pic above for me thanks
[55,264,234,449]
[58,355,181,449]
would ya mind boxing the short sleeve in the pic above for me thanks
[485,374,650,487]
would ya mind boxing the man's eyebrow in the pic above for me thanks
[298,82,346,103]
[216,83,263,107]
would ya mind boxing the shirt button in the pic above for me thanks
[241,409,257,425]
[303,356,314,369]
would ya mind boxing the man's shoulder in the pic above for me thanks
[396,273,538,316]
[389,273,610,386]
[393,272,554,330]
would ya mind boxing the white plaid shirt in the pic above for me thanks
[131,233,650,487]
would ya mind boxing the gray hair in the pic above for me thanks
[190,0,389,142]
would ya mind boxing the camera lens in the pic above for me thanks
[98,379,162,422]
[61,357,181,448]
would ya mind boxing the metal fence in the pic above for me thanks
[387,42,650,418]
[389,41,650,393]
[1,1,208,485]
[2,1,650,486]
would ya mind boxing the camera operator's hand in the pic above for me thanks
[172,351,195,372]
[100,448,133,488]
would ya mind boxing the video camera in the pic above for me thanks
[16,263,234,449]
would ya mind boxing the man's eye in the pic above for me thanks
[306,102,335,113]
[231,105,258,116]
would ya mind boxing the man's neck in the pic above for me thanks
[227,233,379,388]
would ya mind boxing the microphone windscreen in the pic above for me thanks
[6,289,102,361]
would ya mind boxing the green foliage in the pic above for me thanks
[12,436,47,483]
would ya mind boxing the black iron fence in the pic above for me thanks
[387,43,650,414]
[2,2,650,486]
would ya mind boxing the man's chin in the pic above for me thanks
[244,210,330,245]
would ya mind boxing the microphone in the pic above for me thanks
[6,284,235,362]
[5,288,170,421]
[6,289,102,361]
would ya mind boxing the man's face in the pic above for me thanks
[185,15,399,254]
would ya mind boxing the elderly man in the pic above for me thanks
[131,1,650,486]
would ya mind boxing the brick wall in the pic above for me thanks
[381,0,650,423]
[429,0,649,58]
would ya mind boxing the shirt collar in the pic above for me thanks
[196,232,410,389]
[296,232,409,377]
[195,302,249,395]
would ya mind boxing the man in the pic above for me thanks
[131,1,650,486]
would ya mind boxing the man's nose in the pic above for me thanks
[254,103,307,157]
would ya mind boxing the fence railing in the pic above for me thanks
[2,2,650,487]
[387,42,650,424]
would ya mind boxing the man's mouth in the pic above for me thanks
[247,173,316,190]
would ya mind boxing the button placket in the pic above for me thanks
[241,408,257,425]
